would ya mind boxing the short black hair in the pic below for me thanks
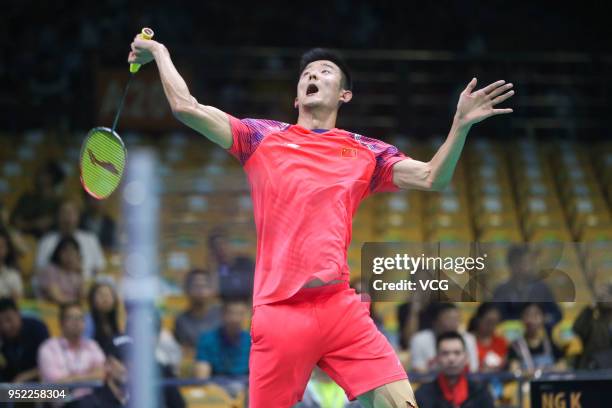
[520,302,544,316]
[436,331,466,350]
[59,302,82,322]
[0,297,18,314]
[507,244,530,267]
[50,235,80,266]
[433,303,458,321]
[299,48,352,90]
[184,268,212,289]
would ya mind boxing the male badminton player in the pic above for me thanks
[128,38,513,407]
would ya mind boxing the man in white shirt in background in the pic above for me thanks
[36,200,106,280]
[410,303,479,372]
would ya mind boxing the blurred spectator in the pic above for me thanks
[467,302,508,371]
[36,200,106,280]
[573,285,612,369]
[79,191,117,250]
[10,161,65,238]
[84,282,122,354]
[173,268,221,350]
[0,297,49,382]
[208,230,254,300]
[298,367,357,408]
[508,303,565,374]
[0,229,23,300]
[410,303,479,372]
[68,334,185,408]
[37,235,85,305]
[38,303,105,399]
[0,203,28,257]
[397,286,438,350]
[492,245,561,330]
[415,331,495,408]
[126,310,182,377]
[194,299,250,379]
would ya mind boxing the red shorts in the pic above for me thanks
[249,282,407,407]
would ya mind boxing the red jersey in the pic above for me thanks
[227,115,408,306]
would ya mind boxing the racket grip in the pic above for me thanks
[130,27,155,74]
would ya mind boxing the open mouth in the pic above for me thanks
[306,84,319,96]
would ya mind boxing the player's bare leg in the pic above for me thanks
[357,379,418,408]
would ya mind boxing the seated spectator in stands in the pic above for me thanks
[508,303,565,374]
[492,245,561,330]
[208,229,254,299]
[0,298,49,382]
[126,310,182,377]
[0,229,23,300]
[468,302,508,371]
[173,268,221,351]
[69,335,185,408]
[416,331,495,408]
[573,284,612,369]
[37,236,85,305]
[299,367,357,408]
[38,303,105,399]
[410,303,479,372]
[397,276,439,350]
[36,200,106,280]
[0,203,28,258]
[84,282,122,354]
[11,161,65,238]
[79,191,117,250]
[194,299,250,379]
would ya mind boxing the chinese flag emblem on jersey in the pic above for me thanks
[341,147,357,158]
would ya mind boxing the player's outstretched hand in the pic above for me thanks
[127,35,162,66]
[455,78,514,127]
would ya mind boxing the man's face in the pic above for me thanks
[189,273,215,303]
[58,202,80,233]
[437,339,467,376]
[61,306,85,339]
[436,309,460,333]
[295,60,351,111]
[223,302,248,333]
[0,309,22,339]
[522,304,544,333]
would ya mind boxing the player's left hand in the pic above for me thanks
[454,78,514,127]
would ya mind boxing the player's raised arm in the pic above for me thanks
[393,78,514,191]
[128,37,232,149]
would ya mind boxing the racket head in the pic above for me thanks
[79,126,127,199]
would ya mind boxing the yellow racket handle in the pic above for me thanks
[129,27,155,73]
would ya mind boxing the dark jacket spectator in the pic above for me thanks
[10,161,64,238]
[491,245,562,330]
[573,301,612,369]
[415,332,494,408]
[208,230,254,300]
[173,269,221,350]
[0,298,49,382]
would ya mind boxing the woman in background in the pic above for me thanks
[85,282,122,354]
[0,228,23,300]
[37,236,84,304]
[468,302,508,371]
